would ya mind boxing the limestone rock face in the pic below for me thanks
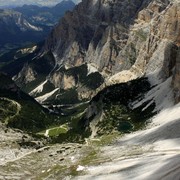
[42,0,176,81]
[43,0,153,73]
[90,0,180,101]
[50,71,76,90]
[173,49,180,103]
[14,0,180,103]
[15,64,37,84]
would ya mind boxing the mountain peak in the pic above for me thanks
[54,0,75,8]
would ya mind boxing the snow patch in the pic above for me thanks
[76,103,180,180]
[77,165,86,171]
[87,64,98,75]
[44,129,49,137]
[17,46,37,55]
[29,80,48,96]
[23,21,42,31]
[71,156,76,163]
[16,15,42,32]
[35,88,59,103]
[132,77,174,112]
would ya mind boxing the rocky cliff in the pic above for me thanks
[43,0,153,73]
[1,2,180,178]
[12,0,180,105]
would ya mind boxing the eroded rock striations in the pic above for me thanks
[0,1,180,178]
[12,0,180,105]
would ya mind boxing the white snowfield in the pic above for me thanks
[76,104,180,180]
[35,88,59,103]
[75,76,180,180]
[132,77,174,112]
[29,80,48,96]
[87,63,98,75]
[16,16,42,32]
[17,46,37,55]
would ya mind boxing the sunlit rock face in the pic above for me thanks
[0,1,180,179]
[13,0,180,104]
[43,0,154,74]
[42,0,176,77]
[42,0,177,86]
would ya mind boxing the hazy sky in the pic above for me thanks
[0,0,81,7]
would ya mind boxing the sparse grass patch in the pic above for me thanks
[48,126,68,137]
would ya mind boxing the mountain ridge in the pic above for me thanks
[14,0,75,26]
[0,0,180,179]
[0,1,75,53]
[1,0,180,134]
[12,0,180,104]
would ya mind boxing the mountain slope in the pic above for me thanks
[0,0,180,179]
[0,1,75,54]
[2,0,180,130]
[0,73,58,132]
[0,9,49,49]
[12,0,180,105]
[14,0,75,26]
[75,103,180,180]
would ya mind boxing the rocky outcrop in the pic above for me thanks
[14,51,56,92]
[13,0,180,104]
[42,0,174,84]
[50,70,76,90]
[15,64,37,84]
[93,0,180,102]
[42,0,176,77]
[173,48,180,103]
[43,0,154,73]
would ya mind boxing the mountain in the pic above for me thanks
[0,5,17,9]
[0,9,50,52]
[0,0,180,179]
[0,72,59,132]
[9,0,180,139]
[14,0,76,26]
[11,0,179,105]
[0,1,75,55]
[1,0,176,140]
[0,0,79,7]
